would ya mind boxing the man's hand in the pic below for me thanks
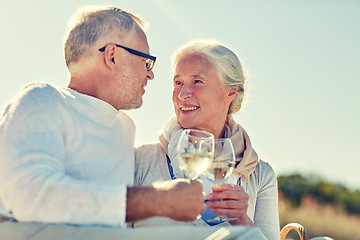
[126,179,205,222]
[152,179,205,221]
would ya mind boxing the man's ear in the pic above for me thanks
[103,45,117,68]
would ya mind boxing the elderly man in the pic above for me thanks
[0,5,204,226]
[0,6,266,240]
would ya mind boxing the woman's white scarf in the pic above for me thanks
[158,116,259,181]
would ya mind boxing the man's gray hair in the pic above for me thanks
[171,39,246,115]
[64,6,146,67]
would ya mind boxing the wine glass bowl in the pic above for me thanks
[205,138,235,183]
[176,129,215,180]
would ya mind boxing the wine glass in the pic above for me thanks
[176,129,215,180]
[203,138,237,222]
[205,138,235,183]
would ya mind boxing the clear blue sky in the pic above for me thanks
[0,0,359,189]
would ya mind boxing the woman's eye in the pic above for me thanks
[174,81,183,86]
[194,79,203,84]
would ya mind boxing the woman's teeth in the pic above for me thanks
[180,106,199,111]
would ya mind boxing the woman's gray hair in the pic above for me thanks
[64,6,146,67]
[171,39,246,115]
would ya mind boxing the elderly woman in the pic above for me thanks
[133,39,280,240]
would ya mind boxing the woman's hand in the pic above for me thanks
[205,183,254,226]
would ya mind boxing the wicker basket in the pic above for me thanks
[280,223,309,240]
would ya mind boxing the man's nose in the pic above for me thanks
[146,69,155,80]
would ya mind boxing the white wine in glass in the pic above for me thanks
[204,138,236,222]
[176,129,215,180]
[205,138,235,183]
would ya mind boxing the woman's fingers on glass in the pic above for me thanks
[208,207,247,219]
[207,200,248,221]
[206,199,248,209]
[207,189,249,202]
[211,183,244,192]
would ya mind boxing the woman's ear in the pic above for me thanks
[228,86,238,98]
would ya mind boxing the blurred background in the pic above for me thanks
[1,1,359,238]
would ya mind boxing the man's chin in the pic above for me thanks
[123,99,143,110]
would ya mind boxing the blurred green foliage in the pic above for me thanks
[278,174,360,215]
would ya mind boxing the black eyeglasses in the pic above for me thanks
[99,43,156,71]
